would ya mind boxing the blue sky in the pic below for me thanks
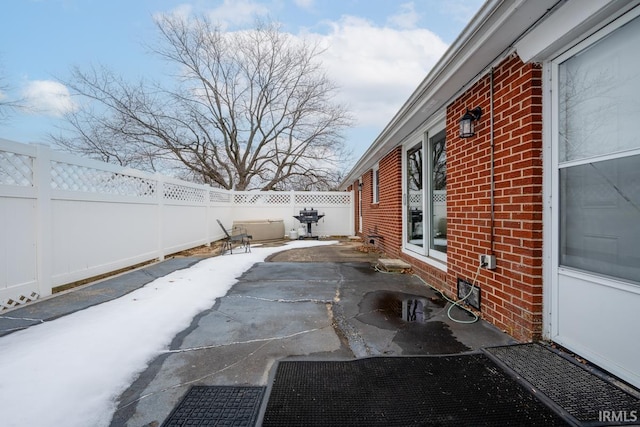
[1,0,484,163]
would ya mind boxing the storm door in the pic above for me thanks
[549,10,640,388]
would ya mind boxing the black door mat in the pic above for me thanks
[161,385,265,427]
[260,354,569,426]
[485,343,640,426]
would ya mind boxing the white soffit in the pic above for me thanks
[516,0,640,62]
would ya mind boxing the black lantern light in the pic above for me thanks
[459,107,482,138]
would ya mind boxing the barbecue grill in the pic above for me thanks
[293,208,325,239]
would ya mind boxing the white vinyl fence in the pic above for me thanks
[0,138,354,310]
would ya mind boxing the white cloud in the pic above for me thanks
[307,16,448,127]
[155,0,269,31]
[153,2,451,139]
[387,2,420,29]
[21,80,77,117]
[206,0,270,30]
[159,3,193,22]
[440,0,484,25]
[294,0,315,10]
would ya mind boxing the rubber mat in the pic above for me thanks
[260,354,569,426]
[161,385,265,427]
[485,343,640,426]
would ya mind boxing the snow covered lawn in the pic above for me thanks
[0,240,336,427]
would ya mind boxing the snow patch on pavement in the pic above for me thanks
[0,240,336,427]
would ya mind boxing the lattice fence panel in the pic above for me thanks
[234,192,292,205]
[294,193,351,206]
[164,182,206,203]
[209,189,231,203]
[409,192,422,205]
[0,151,33,186]
[433,191,447,203]
[409,192,447,204]
[51,162,156,197]
[233,193,254,204]
[1,291,39,311]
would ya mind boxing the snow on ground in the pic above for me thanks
[0,240,336,427]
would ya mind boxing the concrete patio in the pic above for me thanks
[109,240,515,426]
[6,239,639,426]
[0,239,517,426]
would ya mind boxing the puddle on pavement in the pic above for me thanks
[357,291,446,330]
[394,320,470,354]
[357,290,470,355]
[402,298,429,322]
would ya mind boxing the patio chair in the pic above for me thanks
[217,219,252,255]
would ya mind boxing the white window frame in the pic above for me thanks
[372,165,379,204]
[545,6,640,321]
[357,177,363,233]
[401,114,447,271]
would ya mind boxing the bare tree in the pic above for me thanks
[408,146,422,190]
[54,17,352,190]
[0,68,21,124]
[432,131,446,191]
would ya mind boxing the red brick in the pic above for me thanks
[356,55,544,343]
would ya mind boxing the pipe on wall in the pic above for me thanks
[490,67,495,255]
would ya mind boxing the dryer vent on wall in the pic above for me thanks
[457,278,481,310]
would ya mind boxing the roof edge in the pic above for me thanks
[340,0,560,188]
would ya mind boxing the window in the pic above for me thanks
[358,178,363,233]
[557,12,640,284]
[406,144,423,247]
[372,167,379,203]
[404,122,447,264]
[429,129,447,253]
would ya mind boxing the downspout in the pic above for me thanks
[490,67,495,255]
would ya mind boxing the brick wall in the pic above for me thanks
[359,148,403,257]
[359,147,449,290]
[353,54,542,341]
[446,54,543,341]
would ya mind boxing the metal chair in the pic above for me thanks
[217,219,252,255]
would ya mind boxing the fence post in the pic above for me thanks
[34,144,53,298]
[205,186,211,247]
[155,174,165,261]
[349,190,356,236]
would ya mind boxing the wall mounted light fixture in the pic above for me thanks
[459,107,482,138]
